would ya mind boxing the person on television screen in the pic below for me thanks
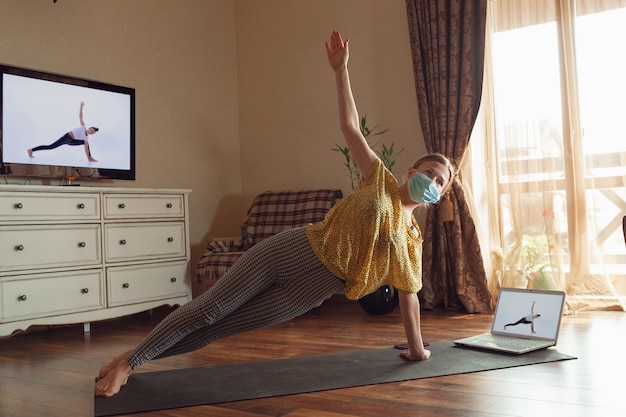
[504,301,541,333]
[27,101,99,162]
[94,30,455,398]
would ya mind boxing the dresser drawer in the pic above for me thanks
[0,225,101,272]
[0,192,100,222]
[107,261,189,307]
[103,194,185,219]
[104,222,186,262]
[1,270,103,321]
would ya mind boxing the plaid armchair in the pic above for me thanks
[196,189,342,284]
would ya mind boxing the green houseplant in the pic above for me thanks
[331,114,404,190]
[494,233,559,290]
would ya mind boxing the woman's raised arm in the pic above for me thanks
[326,31,378,181]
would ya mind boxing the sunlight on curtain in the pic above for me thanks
[469,0,626,311]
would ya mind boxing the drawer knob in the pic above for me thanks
[81,288,89,294]
[122,283,130,289]
[78,241,86,248]
[167,237,174,242]
[166,203,173,208]
[14,203,23,209]
[170,277,177,283]
[15,244,24,251]
[118,203,125,209]
[119,239,127,245]
[18,295,27,301]
[77,203,85,209]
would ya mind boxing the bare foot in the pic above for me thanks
[95,360,133,397]
[99,350,132,379]
[27,149,34,158]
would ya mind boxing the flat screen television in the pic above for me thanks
[0,63,135,182]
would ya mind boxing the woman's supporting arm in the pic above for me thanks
[398,290,431,361]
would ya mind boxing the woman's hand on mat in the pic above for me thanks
[400,349,431,361]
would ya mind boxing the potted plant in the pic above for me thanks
[331,114,403,190]
[495,234,559,290]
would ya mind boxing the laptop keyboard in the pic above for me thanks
[479,334,549,348]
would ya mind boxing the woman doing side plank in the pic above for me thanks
[95,30,454,398]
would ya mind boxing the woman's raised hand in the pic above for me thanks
[325,30,349,72]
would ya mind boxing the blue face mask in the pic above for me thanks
[408,172,440,204]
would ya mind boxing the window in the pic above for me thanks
[473,0,626,309]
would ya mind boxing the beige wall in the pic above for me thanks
[236,0,425,203]
[0,0,242,276]
[0,0,425,279]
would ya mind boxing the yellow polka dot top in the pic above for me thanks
[306,159,423,300]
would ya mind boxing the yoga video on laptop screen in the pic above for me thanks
[492,289,564,340]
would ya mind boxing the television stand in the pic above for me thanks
[0,184,192,337]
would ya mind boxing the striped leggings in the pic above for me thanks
[125,227,344,369]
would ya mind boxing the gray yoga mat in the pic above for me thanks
[94,341,576,417]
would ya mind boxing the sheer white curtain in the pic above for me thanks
[468,0,626,311]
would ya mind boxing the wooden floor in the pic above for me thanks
[1,295,625,417]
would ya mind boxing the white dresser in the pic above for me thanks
[0,185,192,337]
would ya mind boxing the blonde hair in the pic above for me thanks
[412,153,456,195]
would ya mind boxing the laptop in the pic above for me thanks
[454,287,566,354]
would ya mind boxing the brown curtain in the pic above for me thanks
[406,0,492,312]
